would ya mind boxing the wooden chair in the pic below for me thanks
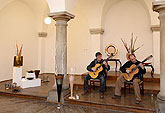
[144,63,154,80]
[89,77,107,92]
[124,74,144,96]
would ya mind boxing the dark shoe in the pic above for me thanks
[82,91,89,95]
[135,100,141,104]
[100,93,104,99]
[112,95,121,99]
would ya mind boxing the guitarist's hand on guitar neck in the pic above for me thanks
[103,61,108,67]
[139,63,144,69]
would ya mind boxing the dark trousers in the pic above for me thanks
[84,73,105,94]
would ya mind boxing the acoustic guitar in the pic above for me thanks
[88,54,113,79]
[123,55,153,81]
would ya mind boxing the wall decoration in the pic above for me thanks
[105,44,118,56]
[14,43,23,67]
[121,33,144,59]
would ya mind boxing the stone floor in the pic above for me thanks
[0,95,130,113]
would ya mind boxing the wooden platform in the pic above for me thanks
[0,72,160,113]
[65,88,157,113]
[79,71,160,92]
[0,74,56,101]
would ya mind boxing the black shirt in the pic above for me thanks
[87,59,110,76]
[120,60,146,80]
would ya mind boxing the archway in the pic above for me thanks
[102,0,152,71]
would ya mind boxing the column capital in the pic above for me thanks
[49,11,75,21]
[38,32,47,37]
[89,28,104,35]
[153,1,165,13]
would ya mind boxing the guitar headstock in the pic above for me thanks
[142,55,153,63]
[146,55,153,60]
[107,53,114,59]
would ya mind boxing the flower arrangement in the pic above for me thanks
[16,43,23,57]
[14,43,23,67]
[121,33,143,54]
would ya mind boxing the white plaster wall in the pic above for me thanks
[44,21,56,73]
[153,32,160,74]
[102,0,153,71]
[38,37,47,74]
[142,0,159,25]
[66,0,78,13]
[77,0,106,28]
[0,1,38,81]
[67,3,92,74]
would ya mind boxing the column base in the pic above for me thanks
[47,88,70,103]
[157,93,165,101]
[157,92,165,113]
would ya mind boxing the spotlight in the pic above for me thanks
[44,17,51,24]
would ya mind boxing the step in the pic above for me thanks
[64,88,156,113]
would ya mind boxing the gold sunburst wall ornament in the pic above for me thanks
[105,44,118,56]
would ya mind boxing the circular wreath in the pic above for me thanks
[105,44,118,56]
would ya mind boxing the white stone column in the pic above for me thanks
[49,11,74,89]
[38,32,47,74]
[153,1,165,100]
[89,28,104,55]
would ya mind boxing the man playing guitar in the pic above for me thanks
[112,54,146,104]
[82,52,110,98]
